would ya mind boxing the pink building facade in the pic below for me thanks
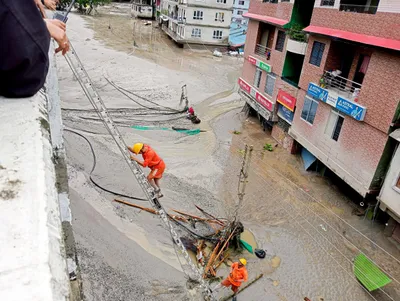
[239,0,400,199]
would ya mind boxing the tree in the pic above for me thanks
[57,0,111,13]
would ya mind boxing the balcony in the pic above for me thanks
[321,70,362,101]
[286,27,307,55]
[254,44,271,60]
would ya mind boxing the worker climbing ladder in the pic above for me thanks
[64,44,215,301]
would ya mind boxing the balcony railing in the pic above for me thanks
[162,25,183,41]
[339,4,378,14]
[255,44,271,60]
[321,70,362,99]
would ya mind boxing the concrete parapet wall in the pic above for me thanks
[0,45,78,301]
[0,92,70,301]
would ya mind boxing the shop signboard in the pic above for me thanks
[238,77,274,112]
[336,97,367,121]
[248,55,271,73]
[307,82,367,121]
[277,104,294,124]
[255,91,273,111]
[238,78,251,94]
[277,90,296,111]
[307,83,328,102]
[248,56,257,65]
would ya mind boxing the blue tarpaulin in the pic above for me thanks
[229,22,247,47]
[301,148,317,171]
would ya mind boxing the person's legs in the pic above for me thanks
[147,170,158,189]
[231,285,239,301]
[152,161,165,197]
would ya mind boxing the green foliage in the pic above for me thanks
[263,143,273,152]
[287,23,307,43]
[57,0,111,12]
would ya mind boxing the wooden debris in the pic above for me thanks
[203,242,220,278]
[114,199,188,222]
[195,205,225,226]
[172,209,223,225]
[114,199,247,279]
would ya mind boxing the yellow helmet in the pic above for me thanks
[132,143,144,154]
[239,258,247,266]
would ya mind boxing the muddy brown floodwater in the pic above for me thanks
[58,3,400,301]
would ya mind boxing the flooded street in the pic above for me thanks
[58,3,400,301]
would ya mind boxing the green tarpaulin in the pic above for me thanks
[353,253,391,291]
[131,125,200,135]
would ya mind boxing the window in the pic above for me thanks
[213,30,223,40]
[217,0,227,3]
[396,175,400,189]
[309,41,325,67]
[325,110,344,141]
[320,0,335,6]
[238,0,245,4]
[215,12,225,22]
[275,30,286,52]
[237,10,244,15]
[264,73,276,96]
[301,96,318,124]
[254,68,262,88]
[193,10,203,20]
[191,28,201,38]
[262,0,278,3]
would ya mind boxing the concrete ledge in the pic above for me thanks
[286,38,307,55]
[0,93,69,301]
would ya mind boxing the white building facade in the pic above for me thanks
[379,129,400,243]
[232,0,249,23]
[160,0,233,45]
[131,0,154,19]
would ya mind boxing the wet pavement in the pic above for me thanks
[59,3,400,301]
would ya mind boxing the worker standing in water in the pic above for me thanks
[128,143,166,198]
[213,258,248,301]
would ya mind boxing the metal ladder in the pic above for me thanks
[64,43,215,301]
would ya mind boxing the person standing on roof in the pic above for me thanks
[128,143,166,198]
[213,258,248,301]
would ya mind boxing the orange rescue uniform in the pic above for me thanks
[141,145,165,179]
[221,262,248,293]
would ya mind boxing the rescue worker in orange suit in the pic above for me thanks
[128,143,166,198]
[213,258,248,300]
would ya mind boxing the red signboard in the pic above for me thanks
[255,91,273,111]
[248,56,257,65]
[238,78,251,94]
[277,90,296,112]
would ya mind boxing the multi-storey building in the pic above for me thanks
[159,0,233,45]
[238,0,400,215]
[131,0,154,19]
[228,0,249,49]
[232,0,249,22]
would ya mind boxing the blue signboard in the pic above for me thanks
[307,83,328,103]
[336,97,366,121]
[278,104,294,124]
[307,82,367,121]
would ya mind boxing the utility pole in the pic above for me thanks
[235,144,253,218]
